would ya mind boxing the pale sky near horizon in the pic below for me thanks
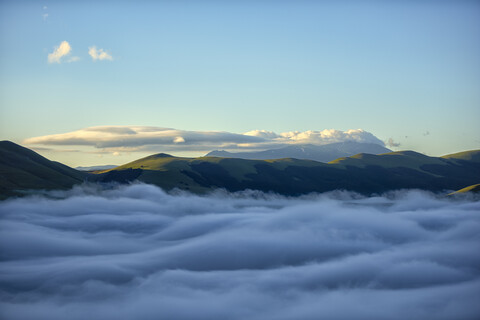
[1,0,479,166]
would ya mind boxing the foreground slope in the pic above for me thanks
[441,149,480,163]
[0,141,86,198]
[96,149,480,195]
[448,183,480,196]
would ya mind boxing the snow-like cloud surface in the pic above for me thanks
[0,185,479,319]
[24,126,385,153]
[278,129,382,145]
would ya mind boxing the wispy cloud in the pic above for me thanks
[88,46,113,61]
[47,41,79,64]
[386,138,401,148]
[42,5,48,21]
[67,56,81,63]
[24,126,385,154]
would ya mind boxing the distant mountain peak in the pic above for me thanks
[206,142,392,162]
[151,153,174,158]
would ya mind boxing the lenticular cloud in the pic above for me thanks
[0,184,479,320]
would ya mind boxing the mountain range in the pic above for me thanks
[206,141,392,162]
[1,140,479,199]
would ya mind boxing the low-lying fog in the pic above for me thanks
[1,184,479,320]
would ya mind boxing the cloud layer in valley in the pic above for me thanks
[0,185,479,320]
[24,126,385,154]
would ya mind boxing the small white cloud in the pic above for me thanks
[173,137,185,144]
[48,41,75,64]
[43,6,47,10]
[244,130,279,139]
[88,46,113,61]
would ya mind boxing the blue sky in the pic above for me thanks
[1,0,479,165]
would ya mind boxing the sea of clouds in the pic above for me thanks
[1,184,479,320]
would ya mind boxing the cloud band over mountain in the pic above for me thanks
[24,126,385,153]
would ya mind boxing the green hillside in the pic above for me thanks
[93,149,480,195]
[94,154,324,194]
[447,183,480,196]
[1,141,479,198]
[0,141,86,199]
[328,151,446,170]
[441,150,480,163]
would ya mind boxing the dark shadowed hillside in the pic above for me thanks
[0,141,86,198]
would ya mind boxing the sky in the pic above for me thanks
[1,0,479,166]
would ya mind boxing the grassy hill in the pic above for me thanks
[447,183,480,196]
[94,149,480,195]
[329,151,445,170]
[1,141,479,198]
[0,141,86,199]
[93,154,323,194]
[441,150,480,163]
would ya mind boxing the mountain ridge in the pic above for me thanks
[1,141,479,198]
[76,165,117,171]
[206,141,392,163]
[96,147,480,195]
[0,140,86,198]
